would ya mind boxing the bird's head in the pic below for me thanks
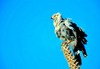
[51,12,62,21]
[51,12,63,27]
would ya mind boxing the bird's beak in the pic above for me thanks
[51,17,53,19]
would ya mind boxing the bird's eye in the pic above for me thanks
[54,15,56,17]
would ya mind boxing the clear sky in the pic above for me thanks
[0,0,100,69]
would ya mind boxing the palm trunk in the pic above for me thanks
[62,42,80,69]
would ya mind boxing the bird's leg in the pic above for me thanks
[62,41,68,47]
[62,40,72,47]
[67,40,73,44]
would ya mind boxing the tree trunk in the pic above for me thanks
[62,42,80,69]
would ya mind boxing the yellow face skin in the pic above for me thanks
[52,14,57,20]
[51,13,60,20]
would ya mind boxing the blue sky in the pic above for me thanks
[0,0,100,69]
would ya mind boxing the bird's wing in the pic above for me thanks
[64,19,77,41]
[69,22,88,57]
[64,19,75,30]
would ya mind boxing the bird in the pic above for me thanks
[51,12,88,65]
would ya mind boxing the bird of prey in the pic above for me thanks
[51,12,87,65]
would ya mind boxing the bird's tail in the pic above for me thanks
[73,50,82,65]
[77,41,87,57]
